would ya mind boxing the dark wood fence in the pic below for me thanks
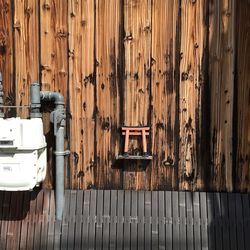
[0,0,249,192]
[1,189,250,250]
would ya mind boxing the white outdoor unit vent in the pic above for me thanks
[0,117,47,191]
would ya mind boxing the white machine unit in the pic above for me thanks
[0,117,47,191]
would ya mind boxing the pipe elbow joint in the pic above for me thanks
[40,91,65,106]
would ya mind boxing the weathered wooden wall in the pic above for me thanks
[0,0,249,192]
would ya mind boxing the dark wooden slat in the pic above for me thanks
[242,194,250,249]
[47,190,55,250]
[152,191,158,250]
[95,190,104,250]
[145,191,151,250]
[61,190,71,250]
[75,190,84,250]
[19,192,31,250]
[220,193,230,250]
[179,191,186,250]
[172,191,179,250]
[103,190,110,250]
[214,193,222,250]
[138,191,145,250]
[1,192,11,250]
[158,191,165,250]
[116,190,124,250]
[200,192,208,250]
[124,190,131,250]
[82,190,90,250]
[235,194,245,250]
[54,220,62,250]
[186,192,193,250]
[131,191,138,250]
[40,190,50,250]
[207,193,215,250]
[33,190,44,250]
[68,190,77,250]
[88,190,97,250]
[26,191,38,249]
[166,191,172,250]
[228,193,237,250]
[110,190,117,250]
[193,192,201,250]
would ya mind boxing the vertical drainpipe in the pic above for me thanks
[30,83,69,220]
[0,73,4,118]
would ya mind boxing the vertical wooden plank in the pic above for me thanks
[242,194,250,249]
[26,191,37,249]
[228,193,237,250]
[179,192,186,250]
[95,190,103,250]
[209,0,235,192]
[116,190,124,250]
[68,190,77,250]
[40,0,69,189]
[0,0,14,115]
[95,0,122,189]
[131,191,138,250]
[165,191,172,250]
[68,0,95,189]
[145,191,151,250]
[193,192,201,250]
[179,0,209,190]
[14,0,39,118]
[213,193,222,250]
[172,191,179,250]
[200,192,208,250]
[207,193,215,250]
[19,192,31,250]
[158,191,165,250]
[152,191,158,250]
[138,191,145,250]
[40,190,50,250]
[235,194,245,250]
[124,190,131,250]
[61,190,70,250]
[103,190,110,250]
[110,190,117,250]
[186,192,193,250]
[88,190,97,250]
[33,190,44,250]
[151,0,179,190]
[75,190,84,250]
[220,193,229,250]
[235,0,250,192]
[82,190,90,250]
[47,190,55,250]
[123,0,152,190]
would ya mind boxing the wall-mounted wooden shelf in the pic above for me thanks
[117,154,153,160]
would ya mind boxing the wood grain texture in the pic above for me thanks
[0,0,14,115]
[95,0,122,189]
[151,0,179,190]
[68,0,95,189]
[235,0,250,192]
[14,0,39,118]
[123,0,152,190]
[40,0,68,188]
[179,0,209,190]
[209,0,235,191]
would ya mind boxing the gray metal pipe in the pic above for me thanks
[0,72,4,118]
[30,82,42,118]
[30,83,68,220]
